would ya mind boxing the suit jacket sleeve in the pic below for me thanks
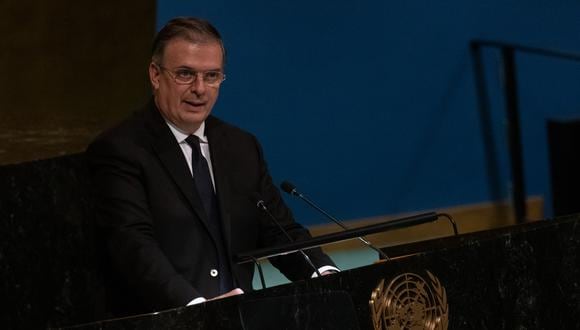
[88,136,199,311]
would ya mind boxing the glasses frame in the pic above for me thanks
[156,64,226,87]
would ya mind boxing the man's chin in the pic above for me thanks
[184,108,209,119]
[178,111,210,131]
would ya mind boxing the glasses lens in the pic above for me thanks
[161,65,224,86]
[174,69,195,84]
[203,71,223,84]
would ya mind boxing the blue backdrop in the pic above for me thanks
[156,1,580,224]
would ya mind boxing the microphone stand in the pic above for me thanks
[281,181,391,261]
[256,199,322,277]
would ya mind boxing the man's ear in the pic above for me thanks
[149,62,161,90]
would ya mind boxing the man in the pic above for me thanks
[88,17,337,317]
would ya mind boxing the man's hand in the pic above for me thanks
[209,288,244,301]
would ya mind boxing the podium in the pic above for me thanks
[64,213,580,329]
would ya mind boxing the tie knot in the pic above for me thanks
[185,135,200,148]
[186,135,202,165]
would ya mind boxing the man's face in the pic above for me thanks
[149,38,224,133]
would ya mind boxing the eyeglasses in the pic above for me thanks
[157,65,226,87]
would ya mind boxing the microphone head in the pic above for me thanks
[280,181,297,195]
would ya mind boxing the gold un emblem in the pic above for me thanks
[369,271,448,330]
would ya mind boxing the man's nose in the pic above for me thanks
[189,74,206,94]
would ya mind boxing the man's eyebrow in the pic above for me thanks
[174,66,194,70]
[175,66,223,72]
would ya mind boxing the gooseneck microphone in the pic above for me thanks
[280,181,391,261]
[253,194,322,277]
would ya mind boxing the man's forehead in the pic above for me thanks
[162,39,224,61]
[165,37,219,50]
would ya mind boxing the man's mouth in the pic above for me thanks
[184,100,205,108]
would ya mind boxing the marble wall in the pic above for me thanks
[0,154,105,328]
[1,153,580,329]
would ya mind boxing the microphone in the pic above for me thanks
[280,181,391,260]
[253,194,322,277]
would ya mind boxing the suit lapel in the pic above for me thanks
[144,103,210,226]
[144,106,233,265]
[206,117,233,254]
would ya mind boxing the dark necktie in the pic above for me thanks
[186,135,217,217]
[185,135,232,294]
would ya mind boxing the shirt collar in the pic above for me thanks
[165,121,208,144]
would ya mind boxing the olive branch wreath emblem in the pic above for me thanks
[369,270,448,330]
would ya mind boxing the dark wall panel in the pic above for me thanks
[0,1,156,165]
[548,119,580,217]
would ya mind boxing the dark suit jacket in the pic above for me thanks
[87,101,334,316]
